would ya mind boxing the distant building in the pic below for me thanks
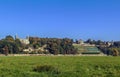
[19,38,30,45]
[76,39,84,45]
[104,41,114,47]
[73,40,95,47]
[15,35,30,45]
[23,47,34,53]
[23,44,48,53]
[79,40,84,45]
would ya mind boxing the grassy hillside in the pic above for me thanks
[0,56,120,77]
[73,44,101,54]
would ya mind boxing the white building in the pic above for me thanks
[19,38,30,45]
[15,35,30,45]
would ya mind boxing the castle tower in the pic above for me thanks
[26,35,29,40]
[15,34,19,40]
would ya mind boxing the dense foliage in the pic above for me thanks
[0,35,23,55]
[29,37,78,55]
[85,39,120,56]
[0,35,77,55]
[1,35,120,56]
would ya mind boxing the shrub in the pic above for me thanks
[33,65,60,74]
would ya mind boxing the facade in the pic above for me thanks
[23,45,48,53]
[15,35,30,45]
[19,38,30,45]
[23,47,34,53]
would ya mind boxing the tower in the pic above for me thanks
[26,35,29,40]
[15,34,19,40]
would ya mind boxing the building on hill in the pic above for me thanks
[75,39,84,45]
[73,43,95,47]
[23,47,34,53]
[74,39,96,46]
[23,45,48,54]
[106,41,114,47]
[19,38,30,45]
[15,35,30,45]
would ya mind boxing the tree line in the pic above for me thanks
[0,35,120,56]
[0,35,78,55]
[85,39,120,56]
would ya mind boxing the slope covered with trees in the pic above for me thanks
[0,35,120,56]
[0,35,78,55]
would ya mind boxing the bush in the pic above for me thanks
[33,65,60,74]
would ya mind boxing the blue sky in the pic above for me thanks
[0,0,120,41]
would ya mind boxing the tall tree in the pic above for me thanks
[3,45,9,56]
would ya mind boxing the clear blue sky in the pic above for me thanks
[0,0,120,41]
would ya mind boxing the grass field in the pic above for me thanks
[0,56,120,77]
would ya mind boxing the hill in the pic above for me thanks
[73,44,102,54]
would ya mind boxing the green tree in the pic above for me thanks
[3,45,9,56]
[5,35,15,42]
[113,49,119,56]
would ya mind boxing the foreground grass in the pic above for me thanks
[0,56,120,77]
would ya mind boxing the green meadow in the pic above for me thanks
[0,56,120,77]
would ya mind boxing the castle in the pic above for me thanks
[15,35,30,45]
